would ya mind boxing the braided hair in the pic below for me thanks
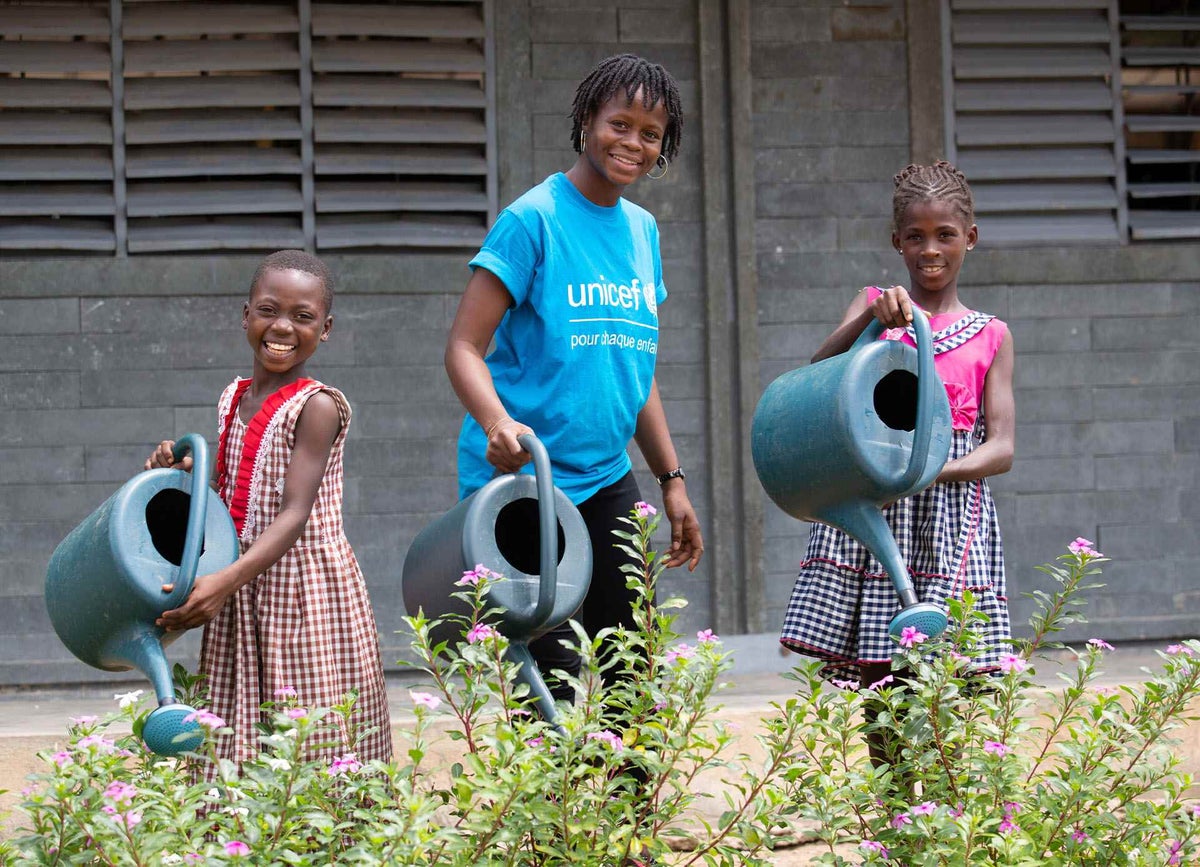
[892,160,975,231]
[569,54,683,161]
[250,249,334,314]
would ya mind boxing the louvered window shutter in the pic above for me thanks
[943,0,1125,245]
[0,0,492,255]
[1120,7,1200,240]
[311,0,490,250]
[0,1,117,252]
[122,1,307,252]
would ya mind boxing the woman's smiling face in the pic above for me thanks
[581,86,668,189]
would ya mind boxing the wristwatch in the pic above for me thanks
[656,467,686,486]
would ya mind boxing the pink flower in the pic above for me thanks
[830,678,859,690]
[696,628,718,644]
[998,814,1019,834]
[183,710,225,729]
[70,715,98,726]
[1071,829,1088,843]
[327,752,362,776]
[912,801,937,816]
[526,736,544,748]
[1004,801,1022,814]
[113,810,142,829]
[999,653,1028,675]
[949,651,970,665]
[1192,802,1200,819]
[634,501,657,518]
[1087,638,1114,651]
[983,740,1010,757]
[457,563,493,586]
[224,841,250,857]
[1068,537,1100,557]
[1167,839,1184,865]
[868,674,895,690]
[467,622,497,643]
[409,691,441,710]
[273,685,297,700]
[1167,644,1194,657]
[665,643,696,664]
[183,855,203,865]
[103,781,137,804]
[899,625,928,649]
[890,812,912,829]
[50,750,72,768]
[860,840,889,857]
[284,707,306,719]
[586,730,623,752]
[77,734,116,753]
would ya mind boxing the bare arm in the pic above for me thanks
[633,379,704,571]
[810,286,915,363]
[935,328,1015,483]
[444,267,534,473]
[156,392,341,631]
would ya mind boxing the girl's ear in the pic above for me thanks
[321,314,333,341]
[891,231,902,253]
[966,223,979,251]
[242,301,249,329]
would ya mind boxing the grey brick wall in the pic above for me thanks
[1,0,1197,687]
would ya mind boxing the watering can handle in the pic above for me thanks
[170,433,210,600]
[849,313,938,491]
[516,433,556,630]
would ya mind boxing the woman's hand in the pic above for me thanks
[870,284,918,328]
[485,416,536,474]
[661,480,704,571]
[144,439,194,472]
[156,567,240,631]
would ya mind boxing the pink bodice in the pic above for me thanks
[866,287,1007,432]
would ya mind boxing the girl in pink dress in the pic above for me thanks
[780,162,1016,693]
[146,250,392,766]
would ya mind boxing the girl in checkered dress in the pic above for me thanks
[780,162,1016,692]
[146,250,392,767]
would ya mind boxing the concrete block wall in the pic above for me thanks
[750,0,914,629]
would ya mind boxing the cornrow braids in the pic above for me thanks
[892,160,975,231]
[250,249,335,314]
[569,53,683,161]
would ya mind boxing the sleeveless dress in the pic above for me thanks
[779,290,1012,682]
[199,377,393,765]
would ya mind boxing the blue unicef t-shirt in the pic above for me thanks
[457,172,667,504]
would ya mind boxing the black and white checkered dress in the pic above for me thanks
[780,429,1010,683]
[779,303,1011,684]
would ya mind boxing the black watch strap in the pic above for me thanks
[656,467,686,486]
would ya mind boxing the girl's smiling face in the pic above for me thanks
[892,199,978,298]
[243,268,332,377]
[581,86,668,190]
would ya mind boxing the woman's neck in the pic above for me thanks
[564,158,625,207]
[910,287,967,317]
[250,364,308,397]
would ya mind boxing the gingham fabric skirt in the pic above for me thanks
[779,429,1010,683]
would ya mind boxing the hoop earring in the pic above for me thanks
[579,129,587,152]
[647,154,669,180]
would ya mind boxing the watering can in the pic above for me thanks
[45,433,239,755]
[402,434,591,725]
[751,311,953,640]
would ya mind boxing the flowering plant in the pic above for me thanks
[778,540,1200,865]
[7,507,803,865]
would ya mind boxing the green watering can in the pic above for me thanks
[752,312,953,640]
[402,434,591,725]
[45,433,239,755]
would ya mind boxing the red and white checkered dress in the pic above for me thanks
[199,377,393,766]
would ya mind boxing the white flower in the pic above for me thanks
[263,757,291,772]
[114,689,144,708]
[160,854,184,864]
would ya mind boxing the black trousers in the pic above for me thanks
[496,471,644,704]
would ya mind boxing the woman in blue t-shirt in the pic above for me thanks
[445,54,704,705]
